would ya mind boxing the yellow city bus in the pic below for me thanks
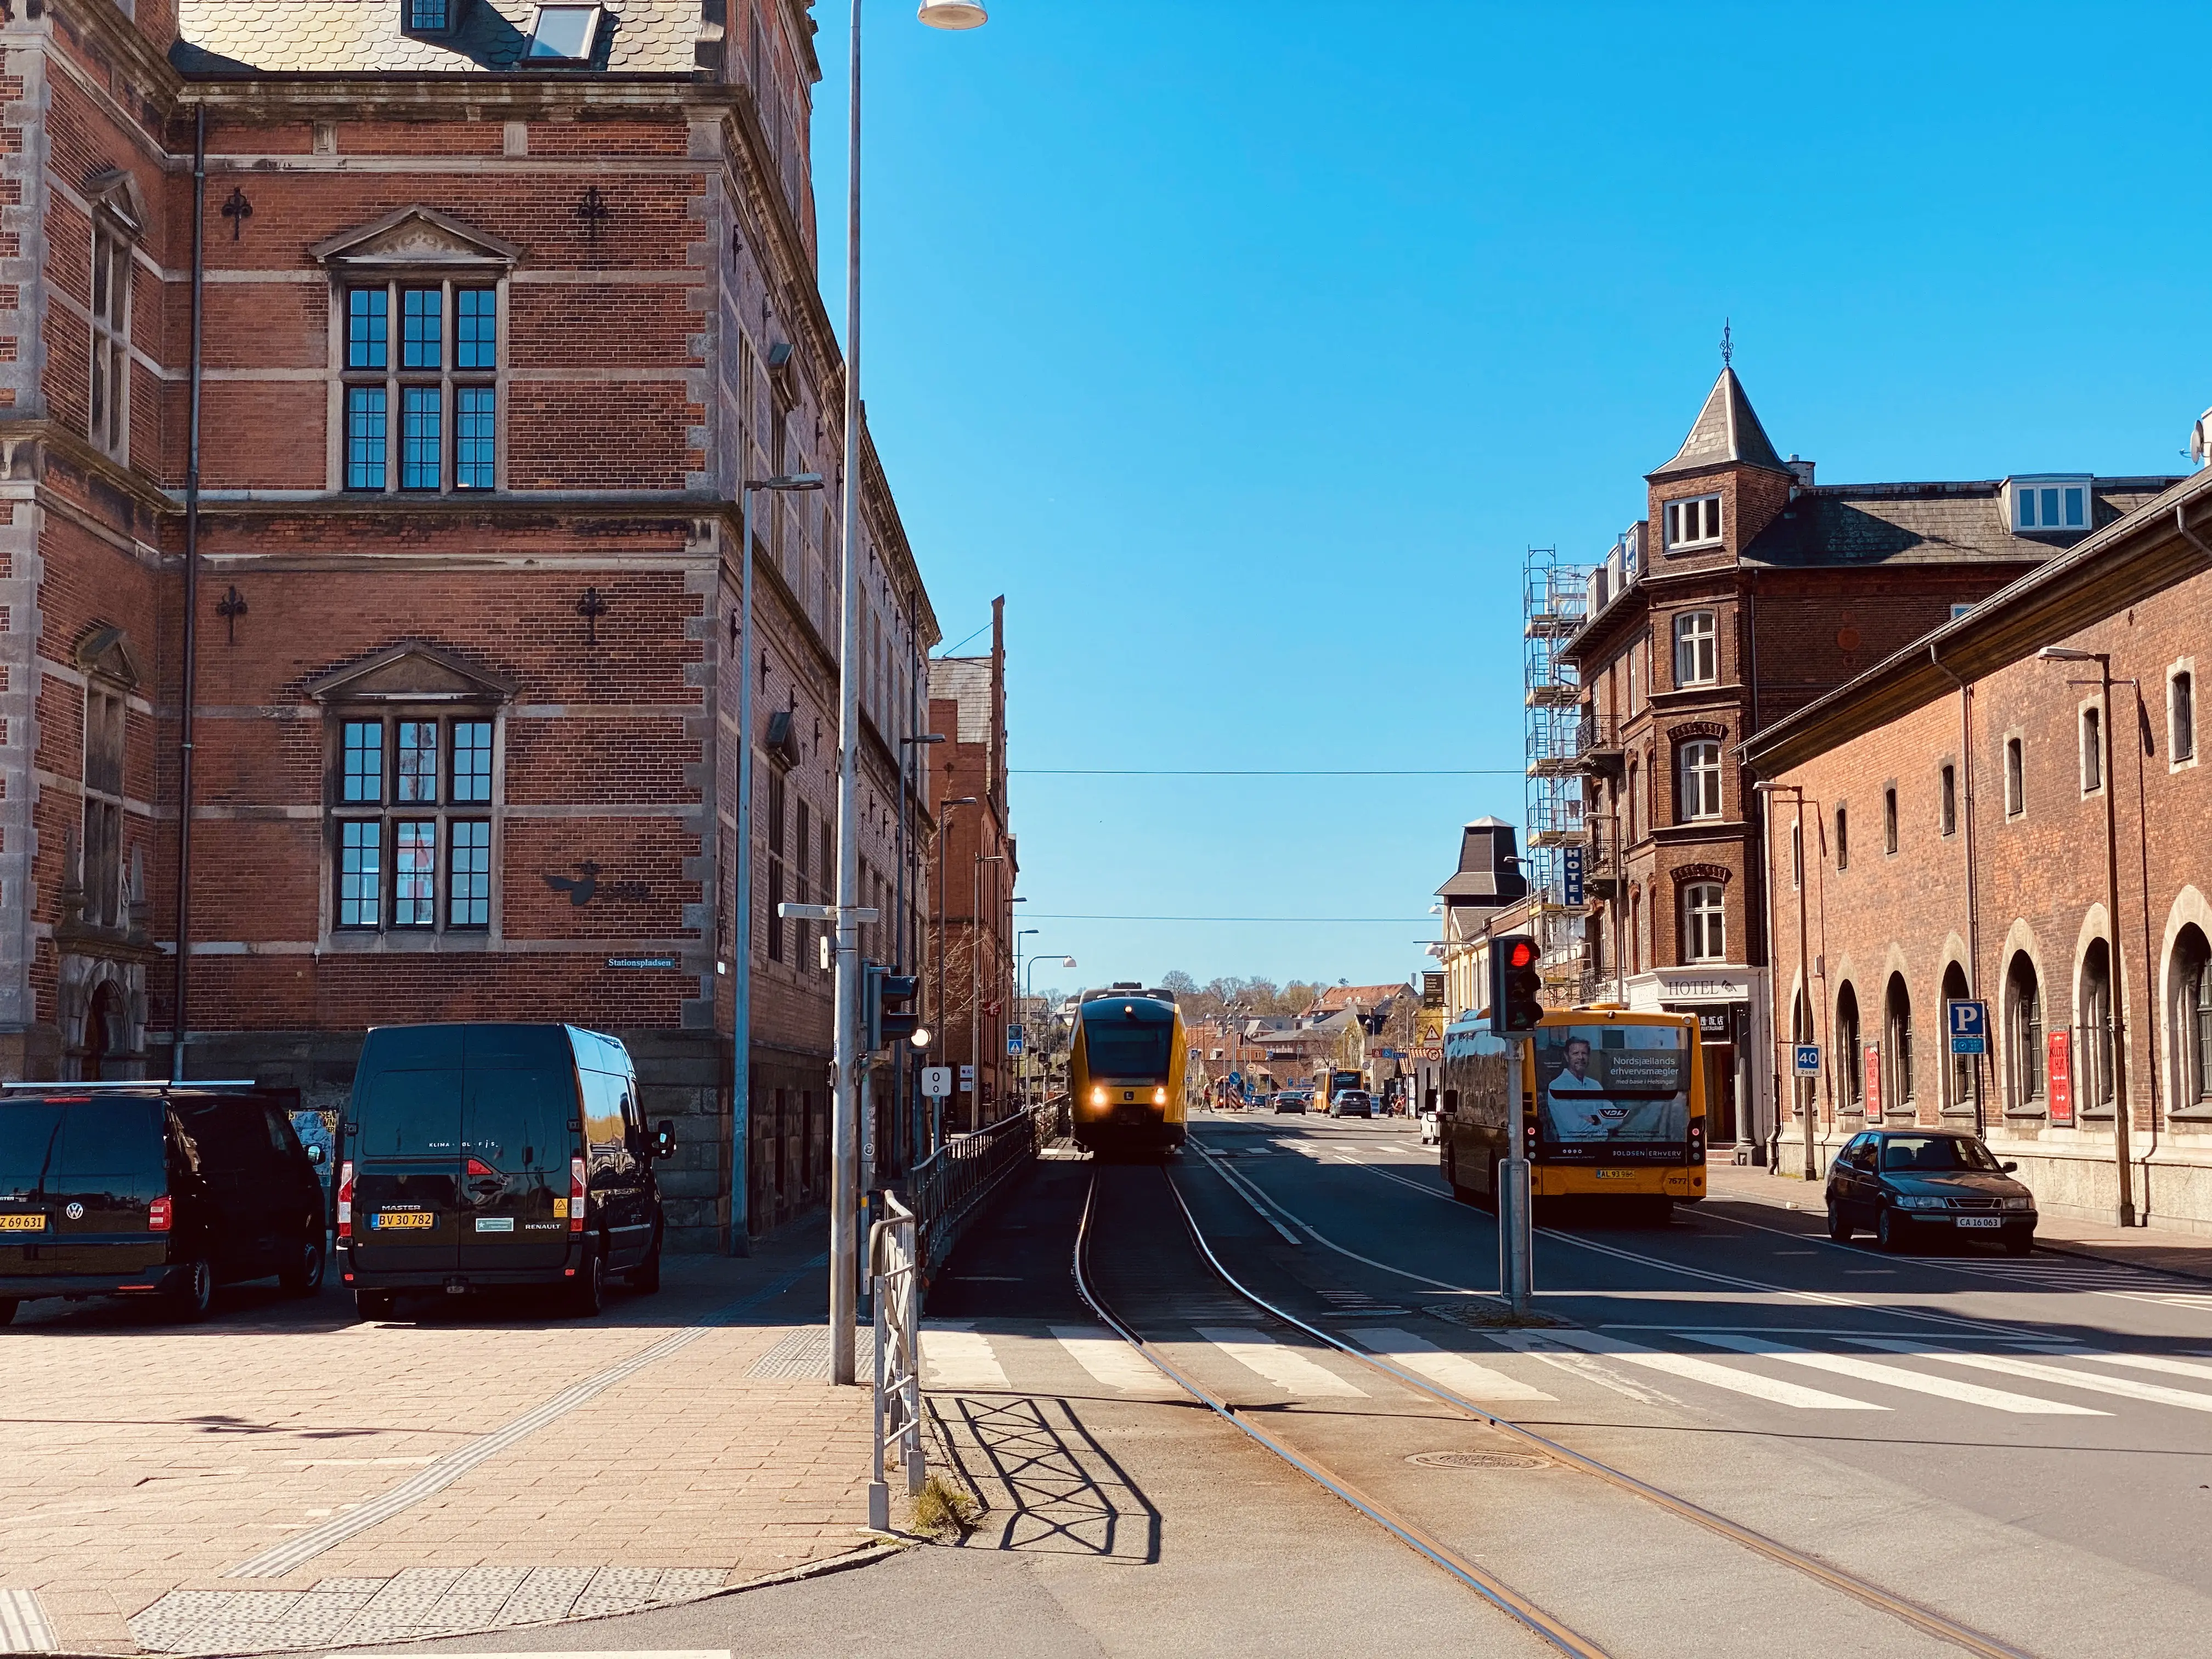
[1437,1006,1705,1217]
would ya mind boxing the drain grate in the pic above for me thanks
[1406,1450,1548,1471]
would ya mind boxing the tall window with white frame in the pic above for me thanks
[2177,927,2211,1111]
[1682,882,1725,963]
[2171,670,2195,764]
[343,281,498,493]
[1672,611,1717,686]
[2080,705,2103,794]
[1664,494,1722,550]
[1941,961,1974,1115]
[2007,953,2045,1110]
[1884,973,1913,1115]
[2005,736,2025,817]
[2081,939,2115,1115]
[331,711,496,933]
[89,212,133,459]
[1679,740,1722,821]
[81,682,127,927]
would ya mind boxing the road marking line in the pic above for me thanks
[1194,1325,1370,1397]
[1847,1340,2212,1412]
[1344,1327,1556,1402]
[1683,1333,2106,1415]
[1538,1330,1886,1410]
[0,1589,57,1654]
[921,1324,1010,1391]
[2057,1351,2212,1384]
[1050,1326,1182,1396]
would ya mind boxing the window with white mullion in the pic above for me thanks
[343,277,499,494]
[331,711,497,933]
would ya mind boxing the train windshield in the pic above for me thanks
[1084,1007,1174,1080]
[1534,1023,1689,1162]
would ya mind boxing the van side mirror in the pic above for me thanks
[305,1143,326,1166]
[652,1120,678,1160]
[2001,1161,2018,1173]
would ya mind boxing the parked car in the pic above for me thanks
[0,1081,327,1324]
[1825,1128,2036,1255]
[1273,1092,1310,1115]
[340,1023,676,1319]
[1419,1109,1441,1147]
[1328,1090,1375,1119]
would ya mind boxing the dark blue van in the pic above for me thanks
[338,1024,674,1319]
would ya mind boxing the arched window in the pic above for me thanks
[1679,741,1723,821]
[1627,758,1640,842]
[2177,927,2212,1109]
[2080,938,2114,1114]
[2007,952,2045,1109]
[1683,883,1725,963]
[1837,983,1863,1115]
[1884,973,1914,1115]
[1629,887,1643,975]
[1942,961,1974,1115]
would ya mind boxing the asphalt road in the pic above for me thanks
[374,1114,2212,1659]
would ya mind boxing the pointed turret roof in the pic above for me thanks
[1649,367,1790,481]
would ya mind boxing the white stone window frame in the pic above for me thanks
[2169,657,2198,772]
[1672,610,1718,686]
[314,209,519,498]
[88,198,139,463]
[1664,493,1723,551]
[1681,882,1726,964]
[2002,730,2027,820]
[2076,695,2106,798]
[1678,739,1723,822]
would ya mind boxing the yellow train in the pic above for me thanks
[1069,984,1188,1157]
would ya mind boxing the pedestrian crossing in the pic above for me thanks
[1924,1253,2212,1312]
[920,1317,2212,1426]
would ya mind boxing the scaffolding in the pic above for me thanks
[1523,546,1593,995]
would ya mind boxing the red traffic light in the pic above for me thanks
[1505,939,1538,969]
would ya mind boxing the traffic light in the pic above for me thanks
[1488,934,1544,1037]
[879,974,922,1046]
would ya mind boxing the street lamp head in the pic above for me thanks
[901,733,947,747]
[946,795,978,806]
[917,0,987,27]
[749,472,824,492]
[909,1026,933,1049]
[1062,956,1077,968]
[2037,646,2097,663]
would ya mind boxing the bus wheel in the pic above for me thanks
[1444,1148,1474,1204]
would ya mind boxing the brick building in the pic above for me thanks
[926,596,1014,1132]
[1564,365,2179,1159]
[1749,469,2212,1230]
[0,0,947,1251]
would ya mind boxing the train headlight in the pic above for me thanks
[1089,1086,1107,1108]
[1152,1087,1167,1105]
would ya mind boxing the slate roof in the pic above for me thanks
[1739,478,2183,569]
[1650,368,1790,480]
[172,1,702,77]
[1310,983,1406,1015]
[927,657,992,745]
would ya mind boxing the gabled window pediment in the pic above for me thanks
[74,624,145,689]
[307,641,514,707]
[311,207,521,274]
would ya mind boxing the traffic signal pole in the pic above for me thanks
[1500,1035,1533,1316]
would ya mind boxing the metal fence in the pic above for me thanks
[908,1098,1063,1276]
[867,1191,923,1531]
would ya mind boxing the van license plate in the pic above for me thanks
[1956,1216,2002,1229]
[0,1214,46,1232]
[373,1211,435,1230]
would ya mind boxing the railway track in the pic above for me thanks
[1070,1160,2035,1659]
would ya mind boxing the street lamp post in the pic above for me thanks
[1014,927,1037,1105]
[827,0,989,1386]
[730,471,822,1259]
[2038,646,2137,1227]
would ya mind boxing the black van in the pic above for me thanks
[338,1024,674,1319]
[0,1082,328,1324]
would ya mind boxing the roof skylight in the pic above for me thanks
[526,4,602,62]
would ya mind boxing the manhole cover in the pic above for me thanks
[1406,1450,1548,1471]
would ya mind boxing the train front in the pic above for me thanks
[1070,990,1187,1155]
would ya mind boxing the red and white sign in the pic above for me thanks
[2048,1031,2073,1126]
[1863,1042,1882,1116]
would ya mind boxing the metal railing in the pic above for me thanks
[868,1191,923,1531]
[908,1097,1062,1275]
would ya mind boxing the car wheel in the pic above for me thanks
[0,1298,17,1327]
[2003,1229,2034,1257]
[354,1289,395,1321]
[1826,1200,1852,1242]
[566,1244,607,1317]
[279,1232,326,1296]
[1876,1208,1910,1254]
[168,1257,215,1322]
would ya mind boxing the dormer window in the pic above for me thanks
[526,5,603,62]
[404,0,455,32]
[1664,493,1723,550]
[2006,475,2090,533]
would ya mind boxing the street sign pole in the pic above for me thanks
[1499,1034,1533,1317]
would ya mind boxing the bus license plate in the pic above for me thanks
[0,1213,47,1231]
[1955,1216,2002,1229]
[373,1211,435,1230]
[1594,1170,1635,1181]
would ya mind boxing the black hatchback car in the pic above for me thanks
[1825,1128,2037,1255]
[338,1023,674,1319]
[0,1082,328,1323]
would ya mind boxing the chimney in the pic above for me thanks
[1786,453,1816,489]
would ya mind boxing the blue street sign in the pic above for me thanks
[1561,845,1586,906]
[1947,998,1988,1056]
[1007,1033,1024,1056]
[1009,1024,1024,1042]
[1793,1044,1821,1077]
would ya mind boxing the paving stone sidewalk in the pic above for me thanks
[1706,1161,2212,1280]
[0,1227,886,1655]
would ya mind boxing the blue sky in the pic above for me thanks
[815,1,2212,997]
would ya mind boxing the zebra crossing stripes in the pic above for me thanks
[2059,1350,2212,1384]
[1535,1330,1887,1410]
[922,1323,1011,1391]
[1194,1326,1370,1397]
[1049,1327,1183,1397]
[1683,1333,2107,1415]
[1847,1339,2212,1413]
[1345,1327,1557,1403]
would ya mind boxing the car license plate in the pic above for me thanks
[0,1213,46,1232]
[373,1210,435,1230]
[1956,1216,2002,1229]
